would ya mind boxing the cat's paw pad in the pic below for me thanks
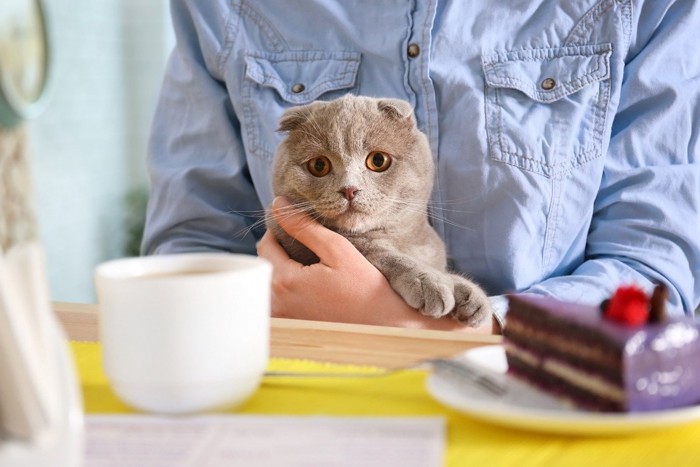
[450,276,491,326]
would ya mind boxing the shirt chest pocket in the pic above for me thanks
[241,50,361,161]
[482,44,612,178]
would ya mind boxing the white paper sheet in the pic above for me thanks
[84,415,445,467]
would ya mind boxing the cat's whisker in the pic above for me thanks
[383,198,475,231]
[225,207,267,216]
[270,205,323,231]
[428,206,475,215]
[230,200,319,240]
[387,196,475,215]
[428,197,468,204]
[390,197,476,215]
[226,208,267,235]
[426,215,476,231]
[277,204,317,219]
[233,216,267,240]
[271,209,327,253]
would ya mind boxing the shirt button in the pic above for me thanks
[407,43,420,58]
[541,78,556,90]
[291,83,305,93]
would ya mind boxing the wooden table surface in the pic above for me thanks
[54,302,501,369]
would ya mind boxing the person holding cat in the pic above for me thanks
[142,0,700,333]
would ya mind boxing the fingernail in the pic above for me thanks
[272,196,291,210]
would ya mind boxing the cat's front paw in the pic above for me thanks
[450,275,491,326]
[399,271,457,319]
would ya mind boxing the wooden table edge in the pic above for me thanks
[54,301,501,368]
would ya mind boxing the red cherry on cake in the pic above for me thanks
[604,285,650,326]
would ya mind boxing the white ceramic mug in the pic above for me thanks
[94,253,272,414]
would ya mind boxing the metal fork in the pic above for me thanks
[264,357,507,397]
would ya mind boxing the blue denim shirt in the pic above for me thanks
[143,0,700,320]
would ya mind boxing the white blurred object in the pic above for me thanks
[96,254,271,415]
[0,242,83,467]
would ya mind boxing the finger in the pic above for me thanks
[257,231,300,317]
[271,196,356,266]
[257,230,296,268]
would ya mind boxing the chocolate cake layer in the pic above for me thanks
[505,316,623,383]
[507,355,622,412]
[505,340,626,410]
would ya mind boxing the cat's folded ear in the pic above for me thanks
[377,99,416,125]
[277,106,310,132]
[277,102,325,132]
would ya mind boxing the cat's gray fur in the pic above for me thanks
[266,95,490,325]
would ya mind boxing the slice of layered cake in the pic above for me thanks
[503,285,700,412]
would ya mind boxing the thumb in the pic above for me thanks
[271,196,356,266]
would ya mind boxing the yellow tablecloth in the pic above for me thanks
[72,342,700,467]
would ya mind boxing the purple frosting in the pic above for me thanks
[510,294,700,411]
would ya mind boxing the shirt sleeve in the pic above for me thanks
[141,0,264,256]
[522,0,700,317]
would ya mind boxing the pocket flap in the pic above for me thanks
[482,44,611,103]
[245,51,361,104]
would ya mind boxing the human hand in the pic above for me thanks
[257,197,495,332]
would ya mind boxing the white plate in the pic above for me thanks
[426,345,700,435]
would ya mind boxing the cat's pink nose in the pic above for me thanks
[339,186,359,201]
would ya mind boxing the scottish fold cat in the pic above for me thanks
[266,95,489,326]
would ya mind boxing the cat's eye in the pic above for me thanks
[366,151,392,172]
[307,156,332,177]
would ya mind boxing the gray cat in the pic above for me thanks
[266,95,490,326]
